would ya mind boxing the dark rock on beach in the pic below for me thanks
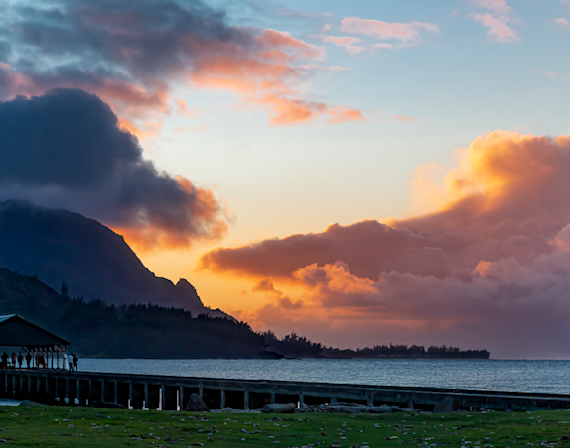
[433,397,462,413]
[185,393,210,412]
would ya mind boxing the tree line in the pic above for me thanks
[263,332,489,359]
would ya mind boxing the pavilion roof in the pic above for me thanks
[0,314,70,348]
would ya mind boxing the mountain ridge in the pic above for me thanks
[0,199,227,317]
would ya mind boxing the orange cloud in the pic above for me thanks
[190,36,363,127]
[293,262,377,294]
[327,105,366,124]
[113,176,227,251]
[201,131,570,358]
[394,114,420,122]
[254,93,327,126]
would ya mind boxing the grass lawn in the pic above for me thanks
[0,405,569,447]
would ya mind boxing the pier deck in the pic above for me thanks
[1,369,567,412]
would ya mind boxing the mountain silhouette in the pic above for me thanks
[0,199,227,317]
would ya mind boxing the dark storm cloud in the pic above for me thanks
[0,88,137,188]
[0,88,226,248]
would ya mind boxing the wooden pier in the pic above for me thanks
[1,369,569,412]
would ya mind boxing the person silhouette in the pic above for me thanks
[1,352,8,369]
[17,352,23,369]
[25,352,31,369]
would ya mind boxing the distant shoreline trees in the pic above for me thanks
[263,332,489,360]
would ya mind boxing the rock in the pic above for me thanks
[185,393,210,412]
[433,397,462,413]
[361,406,397,414]
[19,400,44,407]
[92,401,126,409]
[332,406,363,414]
[262,403,296,413]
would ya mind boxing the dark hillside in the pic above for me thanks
[0,267,274,358]
[0,200,226,317]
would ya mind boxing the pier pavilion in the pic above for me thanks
[0,314,69,369]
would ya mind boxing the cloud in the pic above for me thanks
[0,0,363,131]
[175,125,208,133]
[470,0,519,42]
[373,43,394,50]
[321,36,364,55]
[252,278,302,310]
[176,100,199,118]
[0,88,227,250]
[471,0,511,15]
[274,9,333,21]
[252,94,364,126]
[298,64,349,73]
[201,131,570,358]
[394,114,421,122]
[339,17,439,47]
[327,105,366,124]
[293,262,377,294]
[555,17,570,27]
[537,69,567,80]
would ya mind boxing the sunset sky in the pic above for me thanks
[2,0,570,358]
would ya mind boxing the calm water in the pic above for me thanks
[79,359,570,395]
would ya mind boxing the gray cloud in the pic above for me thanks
[0,0,360,128]
[8,0,254,78]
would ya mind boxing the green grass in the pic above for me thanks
[1,405,570,447]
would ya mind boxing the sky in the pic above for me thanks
[1,0,570,359]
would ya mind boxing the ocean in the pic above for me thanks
[79,358,570,395]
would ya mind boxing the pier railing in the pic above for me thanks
[1,369,569,412]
